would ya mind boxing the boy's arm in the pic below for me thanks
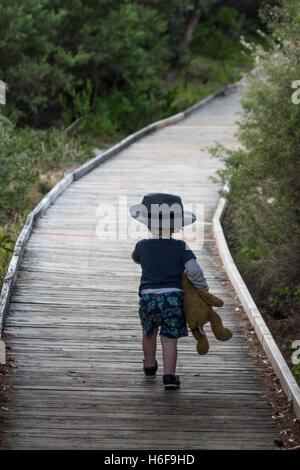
[131,242,141,264]
[184,258,209,291]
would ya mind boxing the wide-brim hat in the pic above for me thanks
[129,193,196,229]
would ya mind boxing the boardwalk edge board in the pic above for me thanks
[213,185,300,419]
[0,68,259,364]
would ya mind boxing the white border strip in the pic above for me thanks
[0,70,257,364]
[213,185,300,419]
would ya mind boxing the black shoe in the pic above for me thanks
[163,374,180,389]
[143,360,158,379]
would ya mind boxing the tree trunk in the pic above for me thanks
[163,2,202,89]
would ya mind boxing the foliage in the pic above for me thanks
[169,4,259,110]
[0,0,172,126]
[0,111,93,221]
[0,110,93,288]
[0,0,265,129]
[0,0,265,292]
[0,220,22,288]
[140,1,219,58]
[59,79,179,141]
[209,0,300,379]
[192,5,260,60]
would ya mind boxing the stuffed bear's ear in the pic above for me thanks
[196,289,224,307]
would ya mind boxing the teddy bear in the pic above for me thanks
[182,272,232,354]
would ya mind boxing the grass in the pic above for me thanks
[0,122,94,288]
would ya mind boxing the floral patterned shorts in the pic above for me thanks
[138,291,188,339]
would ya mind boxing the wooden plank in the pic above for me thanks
[2,86,280,450]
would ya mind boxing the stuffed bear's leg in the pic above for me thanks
[209,309,232,341]
[191,328,209,355]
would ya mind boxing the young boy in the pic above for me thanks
[130,193,208,389]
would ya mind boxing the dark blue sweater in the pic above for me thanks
[131,238,196,296]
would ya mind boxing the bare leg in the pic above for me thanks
[142,327,159,367]
[160,336,177,375]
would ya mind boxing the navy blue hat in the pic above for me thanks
[129,193,196,229]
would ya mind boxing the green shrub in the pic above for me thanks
[0,1,264,129]
[0,111,93,222]
[210,0,300,295]
[0,0,171,127]
[209,0,300,381]
[192,6,260,61]
[58,79,179,145]
[171,5,258,110]
[0,218,24,287]
[0,110,94,290]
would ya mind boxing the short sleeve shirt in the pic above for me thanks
[132,238,196,296]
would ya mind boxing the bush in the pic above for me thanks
[0,0,171,127]
[0,111,93,221]
[0,219,23,288]
[0,110,94,289]
[59,78,179,145]
[170,5,259,110]
[209,0,300,376]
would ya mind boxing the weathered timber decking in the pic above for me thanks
[3,88,279,449]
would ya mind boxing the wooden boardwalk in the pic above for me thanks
[3,88,279,449]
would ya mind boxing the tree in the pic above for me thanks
[0,0,171,126]
[211,0,300,316]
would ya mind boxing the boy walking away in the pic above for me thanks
[130,193,209,389]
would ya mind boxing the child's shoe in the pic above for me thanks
[163,374,180,389]
[143,360,158,379]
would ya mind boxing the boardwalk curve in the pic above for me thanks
[2,87,280,449]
